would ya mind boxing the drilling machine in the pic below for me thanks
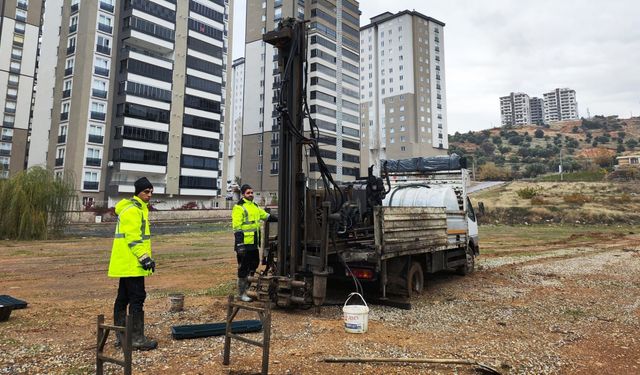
[247,19,475,309]
[247,19,388,308]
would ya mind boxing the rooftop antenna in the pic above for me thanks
[586,107,591,119]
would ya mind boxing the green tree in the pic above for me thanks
[0,167,76,240]
[534,129,544,138]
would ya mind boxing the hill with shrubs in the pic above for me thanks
[448,115,640,181]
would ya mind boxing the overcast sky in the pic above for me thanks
[232,0,640,133]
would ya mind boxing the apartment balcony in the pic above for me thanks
[2,121,14,128]
[15,14,26,22]
[67,45,75,55]
[69,24,77,33]
[83,181,99,190]
[11,53,22,60]
[96,44,111,55]
[90,111,106,121]
[60,112,69,121]
[6,93,17,100]
[85,157,102,167]
[17,1,28,10]
[58,134,66,143]
[71,3,79,13]
[14,26,25,35]
[98,23,113,34]
[270,154,279,161]
[64,67,73,76]
[62,89,71,98]
[271,139,279,146]
[92,89,108,98]
[55,158,64,167]
[1,134,12,142]
[270,169,279,175]
[7,81,18,88]
[121,26,174,54]
[94,67,109,77]
[4,108,16,114]
[88,134,104,144]
[99,1,114,12]
[0,163,9,171]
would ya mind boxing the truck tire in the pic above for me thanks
[456,244,475,276]
[406,262,424,297]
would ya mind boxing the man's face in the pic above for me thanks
[138,188,153,203]
[243,189,254,201]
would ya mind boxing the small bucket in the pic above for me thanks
[342,292,369,334]
[169,293,184,312]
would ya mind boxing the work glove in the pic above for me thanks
[138,254,156,272]
[267,214,278,222]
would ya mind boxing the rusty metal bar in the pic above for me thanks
[222,295,272,375]
[96,314,132,375]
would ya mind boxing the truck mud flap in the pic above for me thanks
[171,319,262,340]
[0,295,28,309]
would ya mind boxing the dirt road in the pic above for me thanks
[1,225,639,374]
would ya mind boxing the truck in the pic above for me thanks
[247,19,479,308]
[334,157,479,299]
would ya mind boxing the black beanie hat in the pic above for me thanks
[240,184,252,194]
[134,177,153,195]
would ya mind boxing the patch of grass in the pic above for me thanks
[516,187,540,199]
[563,308,587,320]
[202,281,236,297]
[563,193,592,205]
[537,170,607,182]
[530,196,546,205]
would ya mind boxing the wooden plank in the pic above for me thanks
[383,231,447,240]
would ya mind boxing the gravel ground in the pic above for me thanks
[1,228,639,374]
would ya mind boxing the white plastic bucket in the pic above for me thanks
[342,292,369,334]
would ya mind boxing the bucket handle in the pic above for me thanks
[344,292,368,309]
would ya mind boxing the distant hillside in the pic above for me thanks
[448,116,640,180]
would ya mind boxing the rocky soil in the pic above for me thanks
[1,226,639,374]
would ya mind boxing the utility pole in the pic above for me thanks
[559,148,563,181]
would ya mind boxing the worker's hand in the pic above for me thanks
[267,214,278,222]
[138,254,156,272]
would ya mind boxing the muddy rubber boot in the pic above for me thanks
[238,278,252,302]
[131,311,157,351]
[113,307,126,348]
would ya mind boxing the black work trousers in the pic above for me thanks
[114,276,146,314]
[237,245,259,278]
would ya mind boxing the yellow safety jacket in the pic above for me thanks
[232,198,269,246]
[108,196,153,277]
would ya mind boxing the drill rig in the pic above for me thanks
[248,19,477,309]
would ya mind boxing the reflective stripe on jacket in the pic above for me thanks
[108,195,153,277]
[232,198,269,246]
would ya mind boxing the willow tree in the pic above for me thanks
[0,167,76,240]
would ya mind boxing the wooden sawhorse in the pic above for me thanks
[222,295,272,375]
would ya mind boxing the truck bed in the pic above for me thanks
[374,206,449,260]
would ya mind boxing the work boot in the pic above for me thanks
[237,278,252,302]
[113,307,126,348]
[131,311,158,351]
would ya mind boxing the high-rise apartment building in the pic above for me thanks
[529,96,544,126]
[241,0,361,195]
[226,56,244,189]
[38,0,232,207]
[500,92,531,127]
[359,10,447,173]
[0,0,44,178]
[543,88,578,123]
